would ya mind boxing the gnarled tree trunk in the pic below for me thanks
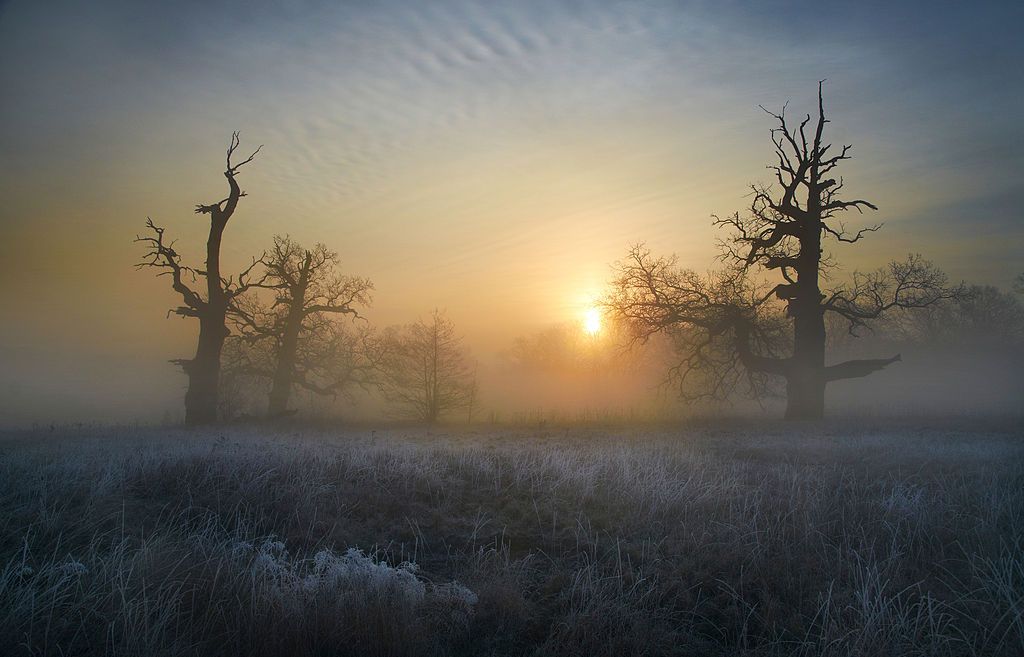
[184,314,229,424]
[183,218,231,425]
[266,253,310,416]
[784,179,828,420]
[137,132,263,426]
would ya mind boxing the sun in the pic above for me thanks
[582,306,602,336]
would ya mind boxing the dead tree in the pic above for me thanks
[381,310,474,423]
[608,84,962,419]
[230,235,375,416]
[136,133,263,425]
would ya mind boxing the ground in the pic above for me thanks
[1,419,1022,656]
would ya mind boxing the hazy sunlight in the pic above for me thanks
[582,306,602,336]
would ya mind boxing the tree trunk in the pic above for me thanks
[183,218,229,426]
[267,314,302,416]
[267,254,311,417]
[184,313,228,425]
[428,321,440,423]
[785,198,827,420]
[785,295,827,419]
[784,365,825,420]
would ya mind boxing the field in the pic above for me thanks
[1,420,1022,656]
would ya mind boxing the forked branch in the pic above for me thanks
[134,218,205,317]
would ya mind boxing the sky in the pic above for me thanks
[1,0,1022,423]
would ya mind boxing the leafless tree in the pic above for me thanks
[888,284,1024,346]
[608,84,962,419]
[136,132,264,425]
[381,310,475,423]
[229,235,377,416]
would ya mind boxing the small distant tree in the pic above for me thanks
[381,310,475,423]
[230,235,376,416]
[608,84,962,419]
[891,284,1024,347]
[136,133,264,425]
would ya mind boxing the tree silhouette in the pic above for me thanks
[229,235,376,416]
[381,310,475,423]
[136,133,264,425]
[890,284,1024,347]
[608,84,962,419]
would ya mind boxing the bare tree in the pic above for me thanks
[229,235,376,416]
[888,284,1024,347]
[136,133,264,425]
[381,310,475,423]
[608,84,962,419]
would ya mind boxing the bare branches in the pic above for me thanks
[714,191,802,273]
[823,198,879,215]
[194,132,262,220]
[731,80,878,273]
[821,221,882,244]
[224,253,276,300]
[304,274,374,320]
[824,254,965,334]
[194,195,245,217]
[137,221,273,321]
[222,234,377,414]
[226,292,279,342]
[379,310,474,421]
[291,322,384,398]
[605,245,734,341]
[135,218,205,317]
[258,235,374,322]
[606,85,966,417]
[136,133,270,326]
[226,131,262,175]
[605,245,791,400]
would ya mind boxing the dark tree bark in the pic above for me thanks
[229,236,375,417]
[136,133,263,425]
[267,249,311,416]
[609,84,962,419]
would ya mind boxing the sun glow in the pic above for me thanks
[583,306,602,336]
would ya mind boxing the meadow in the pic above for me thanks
[1,420,1021,656]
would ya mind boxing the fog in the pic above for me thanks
[1,0,1023,426]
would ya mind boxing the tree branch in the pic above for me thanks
[825,354,901,382]
[135,218,206,316]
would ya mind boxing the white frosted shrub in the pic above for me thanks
[306,547,426,606]
[238,537,476,622]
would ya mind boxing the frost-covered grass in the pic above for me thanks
[0,420,1021,656]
